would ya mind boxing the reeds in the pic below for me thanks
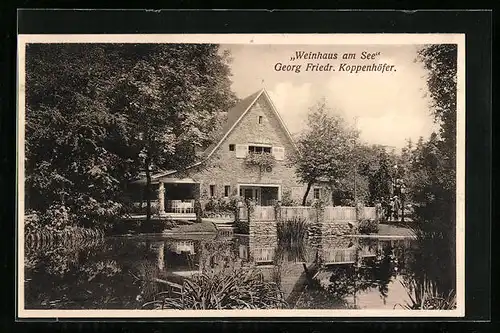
[396,276,456,310]
[276,217,308,263]
[396,220,457,310]
[143,266,288,310]
[277,217,308,245]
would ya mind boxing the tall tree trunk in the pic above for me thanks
[145,156,152,223]
[302,181,313,206]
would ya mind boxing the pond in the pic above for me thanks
[24,227,417,310]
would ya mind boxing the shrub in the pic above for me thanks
[25,212,42,234]
[358,219,379,234]
[281,190,298,206]
[204,197,220,213]
[234,219,249,234]
[39,204,76,230]
[204,197,239,217]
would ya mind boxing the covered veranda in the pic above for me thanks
[129,176,200,218]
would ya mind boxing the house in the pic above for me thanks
[130,88,332,217]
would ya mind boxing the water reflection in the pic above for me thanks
[25,228,415,309]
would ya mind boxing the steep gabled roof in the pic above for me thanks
[202,88,299,159]
[152,88,298,180]
[201,89,263,158]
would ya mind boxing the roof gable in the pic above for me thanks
[152,88,297,180]
[202,88,298,159]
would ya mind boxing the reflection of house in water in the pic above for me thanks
[250,235,277,266]
[235,235,250,261]
[171,240,195,254]
[239,244,249,260]
[253,247,276,264]
[234,234,277,265]
[321,237,356,265]
[321,237,377,266]
[152,239,202,277]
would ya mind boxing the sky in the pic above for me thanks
[221,44,439,150]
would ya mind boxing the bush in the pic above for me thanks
[234,219,249,234]
[39,204,76,230]
[204,197,239,216]
[281,190,298,206]
[358,219,379,234]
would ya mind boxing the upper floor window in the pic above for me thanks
[248,145,271,154]
[313,188,321,200]
[229,144,235,151]
[258,116,263,124]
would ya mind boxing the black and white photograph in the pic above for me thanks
[17,34,465,317]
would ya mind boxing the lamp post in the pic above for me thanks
[392,164,406,223]
[352,117,358,206]
[400,185,406,223]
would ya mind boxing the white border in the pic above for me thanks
[17,33,466,319]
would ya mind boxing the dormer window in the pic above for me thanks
[258,116,263,124]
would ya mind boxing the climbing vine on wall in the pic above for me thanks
[244,152,276,170]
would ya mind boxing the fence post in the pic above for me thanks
[247,200,256,223]
[355,202,365,221]
[273,200,282,222]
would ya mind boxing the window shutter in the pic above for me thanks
[235,144,247,158]
[272,146,285,161]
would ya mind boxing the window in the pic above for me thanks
[224,185,231,197]
[248,145,272,154]
[229,144,235,151]
[258,116,263,124]
[209,185,215,197]
[313,188,321,200]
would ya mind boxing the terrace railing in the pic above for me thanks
[239,205,377,222]
[324,206,357,221]
[281,206,315,221]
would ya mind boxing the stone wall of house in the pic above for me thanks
[321,221,355,237]
[172,94,332,206]
[249,220,277,237]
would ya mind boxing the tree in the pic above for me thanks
[415,44,457,228]
[409,44,458,295]
[291,100,358,205]
[355,145,397,206]
[25,44,236,227]
[329,169,369,206]
[110,44,237,222]
[417,44,457,156]
[25,44,134,228]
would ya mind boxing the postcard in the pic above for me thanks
[17,33,465,318]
